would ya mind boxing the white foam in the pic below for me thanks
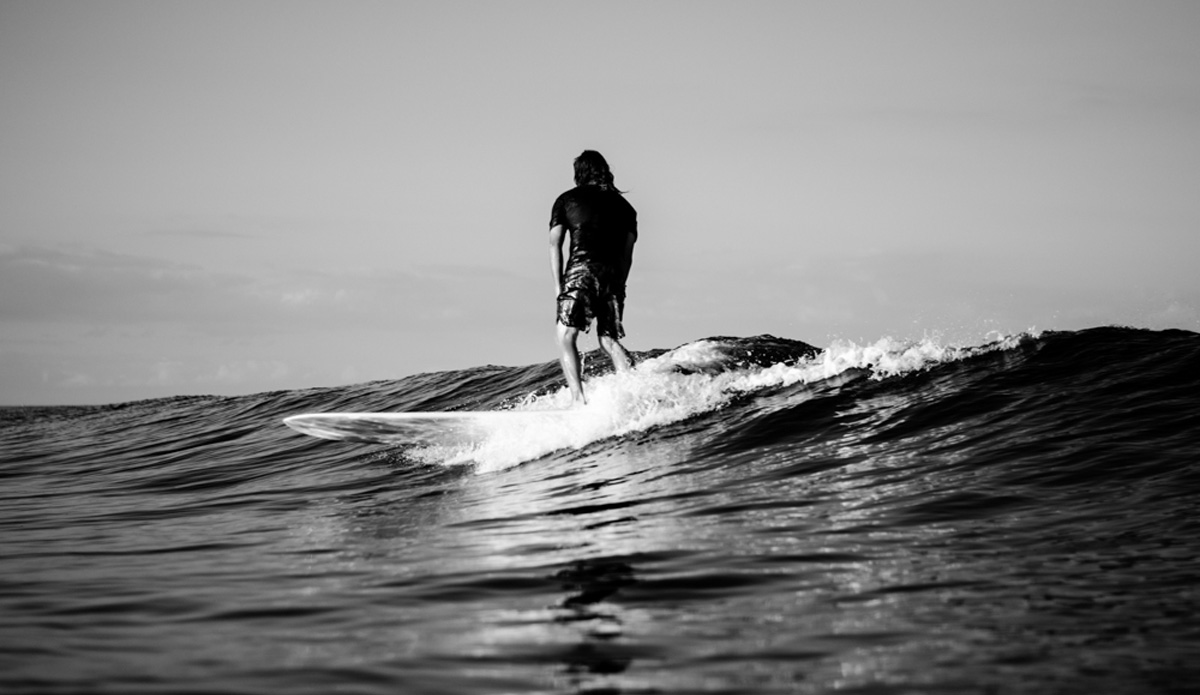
[413,333,1033,473]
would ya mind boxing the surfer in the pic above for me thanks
[549,150,638,405]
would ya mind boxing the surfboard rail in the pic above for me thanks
[283,410,578,446]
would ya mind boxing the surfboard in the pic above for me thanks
[283,410,580,447]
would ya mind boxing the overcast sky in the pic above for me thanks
[2,0,1198,405]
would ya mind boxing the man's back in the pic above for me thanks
[550,185,637,270]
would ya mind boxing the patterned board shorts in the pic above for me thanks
[557,263,625,339]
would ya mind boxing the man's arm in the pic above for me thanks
[618,231,635,289]
[549,224,566,297]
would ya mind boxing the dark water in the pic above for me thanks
[2,326,1199,694]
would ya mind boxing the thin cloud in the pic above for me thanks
[142,229,254,240]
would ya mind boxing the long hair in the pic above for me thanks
[573,150,619,190]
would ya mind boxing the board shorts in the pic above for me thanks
[557,263,625,339]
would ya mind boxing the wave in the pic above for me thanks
[8,326,1196,487]
[409,332,1030,472]
[3,325,1199,693]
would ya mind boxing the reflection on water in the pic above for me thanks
[554,559,638,687]
[255,409,1199,694]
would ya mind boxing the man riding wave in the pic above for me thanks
[548,150,637,405]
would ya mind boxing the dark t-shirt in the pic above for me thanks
[549,185,637,271]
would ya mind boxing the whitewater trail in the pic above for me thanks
[414,332,1038,472]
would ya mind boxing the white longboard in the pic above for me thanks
[283,410,580,447]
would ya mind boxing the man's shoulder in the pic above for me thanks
[557,185,590,199]
[554,186,634,215]
[552,186,585,207]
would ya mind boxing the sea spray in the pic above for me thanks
[415,332,1037,472]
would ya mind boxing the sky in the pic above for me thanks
[2,0,1198,405]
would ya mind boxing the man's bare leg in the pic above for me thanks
[599,334,632,373]
[556,322,586,405]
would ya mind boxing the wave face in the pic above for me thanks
[2,326,1199,693]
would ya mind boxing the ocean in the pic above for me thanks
[2,326,1198,694]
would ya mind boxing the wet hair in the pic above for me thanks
[573,150,619,190]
